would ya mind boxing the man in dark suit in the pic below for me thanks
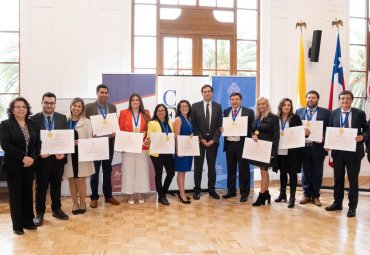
[191,84,222,200]
[85,84,119,208]
[325,90,369,217]
[31,92,69,226]
[222,92,254,202]
[296,90,330,206]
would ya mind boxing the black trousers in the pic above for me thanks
[193,142,218,192]
[150,155,175,198]
[332,151,361,209]
[277,155,297,197]
[225,141,250,195]
[35,156,65,213]
[301,146,325,198]
[6,167,35,230]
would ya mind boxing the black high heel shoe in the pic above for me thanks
[179,195,191,204]
[265,191,271,204]
[275,192,287,203]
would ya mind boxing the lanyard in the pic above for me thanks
[132,110,141,128]
[256,118,261,129]
[280,118,288,131]
[43,115,54,131]
[160,121,169,136]
[69,119,78,130]
[340,110,351,128]
[97,103,108,119]
[306,108,317,121]
[232,107,241,122]
[183,115,193,133]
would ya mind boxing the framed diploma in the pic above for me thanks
[302,120,323,142]
[114,131,144,153]
[78,137,109,161]
[324,127,357,152]
[40,130,74,154]
[90,113,119,136]
[222,116,248,137]
[242,138,272,163]
[149,132,175,154]
[177,135,200,156]
[278,126,305,150]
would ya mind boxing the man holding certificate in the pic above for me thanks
[296,90,330,206]
[31,92,69,225]
[221,92,254,202]
[85,84,120,208]
[325,90,369,217]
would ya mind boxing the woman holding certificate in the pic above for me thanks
[250,97,280,206]
[273,98,303,208]
[118,94,151,205]
[174,100,193,204]
[144,104,175,206]
[0,97,41,235]
[64,98,95,215]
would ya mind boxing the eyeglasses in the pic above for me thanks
[43,101,56,106]
[157,109,166,112]
[14,106,27,109]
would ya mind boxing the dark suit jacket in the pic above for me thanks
[223,106,255,152]
[330,107,369,160]
[191,101,222,144]
[296,106,331,157]
[85,101,117,119]
[0,118,41,175]
[30,112,69,164]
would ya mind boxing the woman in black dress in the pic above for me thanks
[0,97,41,235]
[250,97,280,206]
[273,98,304,208]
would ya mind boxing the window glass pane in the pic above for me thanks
[135,5,156,36]
[237,0,257,9]
[237,40,257,70]
[199,0,216,7]
[203,39,216,69]
[217,40,230,69]
[164,37,178,69]
[160,0,178,4]
[0,33,19,62]
[134,68,156,74]
[350,46,366,71]
[216,70,230,75]
[203,70,216,76]
[134,37,156,68]
[0,0,19,31]
[136,0,156,3]
[179,0,196,6]
[178,70,192,75]
[0,64,19,93]
[237,10,257,40]
[164,69,178,75]
[217,0,234,8]
[350,0,365,17]
[349,71,366,110]
[160,8,182,20]
[0,94,17,121]
[237,71,257,77]
[213,11,234,23]
[350,18,366,45]
[178,38,192,69]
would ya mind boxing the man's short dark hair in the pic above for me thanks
[230,92,242,100]
[42,92,56,101]
[338,90,354,100]
[306,90,320,99]
[96,84,109,93]
[201,84,213,93]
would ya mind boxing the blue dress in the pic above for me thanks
[174,115,193,172]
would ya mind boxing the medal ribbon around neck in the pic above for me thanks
[69,119,78,130]
[43,115,54,131]
[280,118,288,132]
[306,108,318,121]
[97,102,108,119]
[340,110,351,128]
[160,121,169,136]
[132,109,141,130]
[232,107,241,122]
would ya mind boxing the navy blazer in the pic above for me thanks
[223,106,255,152]
[0,118,41,175]
[330,107,369,160]
[191,101,223,144]
[296,106,331,157]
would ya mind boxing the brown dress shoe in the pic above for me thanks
[105,197,120,205]
[90,199,98,208]
[312,197,322,206]
[299,196,311,204]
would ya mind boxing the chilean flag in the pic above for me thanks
[328,33,345,110]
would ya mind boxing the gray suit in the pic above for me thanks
[191,101,222,192]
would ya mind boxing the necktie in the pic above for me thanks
[309,109,314,116]
[233,109,237,117]
[206,103,210,132]
[344,112,349,128]
[47,116,52,129]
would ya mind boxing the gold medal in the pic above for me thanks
[189,134,193,139]
[339,128,344,135]
[280,131,284,136]
[306,122,311,127]
[103,119,108,125]
[165,136,170,142]
[254,130,259,135]
[232,121,236,126]
[134,127,139,132]
[48,132,53,138]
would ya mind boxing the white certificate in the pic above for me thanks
[278,126,305,150]
[150,132,175,154]
[90,113,119,137]
[222,116,248,137]
[78,137,109,161]
[242,138,272,163]
[324,127,358,152]
[302,120,323,142]
[114,131,144,153]
[177,135,200,156]
[40,130,74,154]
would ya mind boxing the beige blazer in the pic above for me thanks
[64,117,95,178]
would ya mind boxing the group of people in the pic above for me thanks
[0,83,368,236]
